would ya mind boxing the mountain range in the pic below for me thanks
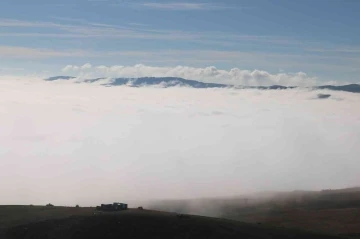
[45,76,360,93]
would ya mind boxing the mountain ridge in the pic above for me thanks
[45,76,360,93]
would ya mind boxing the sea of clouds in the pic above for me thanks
[0,76,359,206]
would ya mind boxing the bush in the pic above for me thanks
[76,204,80,208]
[46,203,54,207]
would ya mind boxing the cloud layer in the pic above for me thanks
[0,77,359,206]
[62,63,318,86]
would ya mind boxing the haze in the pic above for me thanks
[0,77,359,206]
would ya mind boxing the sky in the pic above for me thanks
[0,0,360,85]
[0,77,359,206]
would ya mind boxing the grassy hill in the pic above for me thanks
[148,188,360,237]
[0,206,346,239]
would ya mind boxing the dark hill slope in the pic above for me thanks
[4,209,343,239]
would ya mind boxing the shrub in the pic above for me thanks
[46,203,54,207]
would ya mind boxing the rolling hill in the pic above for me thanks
[1,206,345,239]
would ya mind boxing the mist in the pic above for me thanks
[0,77,359,207]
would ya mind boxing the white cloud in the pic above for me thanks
[62,65,75,72]
[0,77,359,206]
[62,63,318,86]
[81,63,92,70]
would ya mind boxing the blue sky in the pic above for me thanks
[0,0,359,84]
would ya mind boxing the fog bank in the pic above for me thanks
[0,77,359,206]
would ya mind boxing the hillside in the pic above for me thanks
[148,188,360,237]
[1,207,345,239]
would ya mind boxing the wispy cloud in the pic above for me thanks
[1,46,357,76]
[0,45,331,61]
[0,18,292,46]
[139,2,230,10]
[0,46,86,58]
[306,47,360,53]
[1,17,359,76]
[0,67,24,72]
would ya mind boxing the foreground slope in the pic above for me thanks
[1,207,345,239]
[149,188,360,237]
